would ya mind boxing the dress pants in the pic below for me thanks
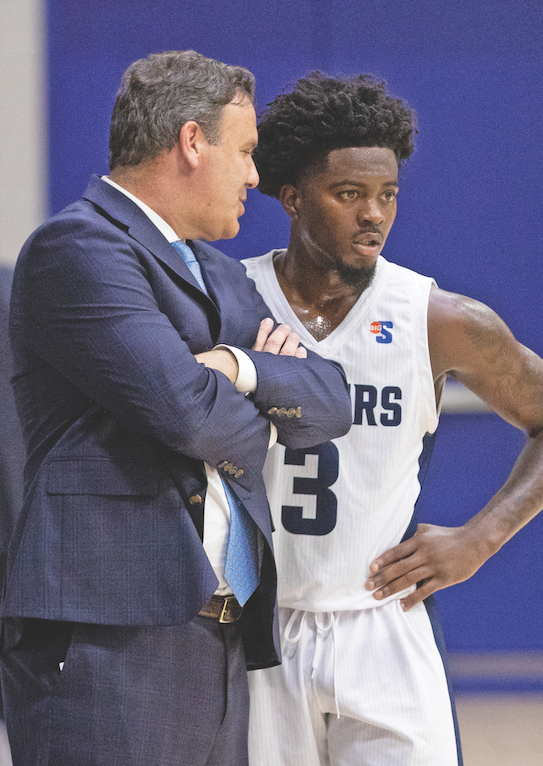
[0,614,249,766]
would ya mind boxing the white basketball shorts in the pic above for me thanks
[248,600,460,766]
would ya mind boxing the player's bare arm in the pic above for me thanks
[367,284,543,609]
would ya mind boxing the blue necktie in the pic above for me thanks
[171,239,260,605]
[171,240,209,295]
[222,480,260,605]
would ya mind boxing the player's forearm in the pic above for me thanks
[463,426,543,558]
[367,428,543,609]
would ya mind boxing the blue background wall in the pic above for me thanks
[47,0,543,659]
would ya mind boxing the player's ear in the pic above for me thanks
[279,184,300,219]
[178,120,206,169]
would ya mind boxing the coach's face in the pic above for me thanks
[195,97,259,240]
[286,147,398,277]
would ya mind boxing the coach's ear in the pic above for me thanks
[279,184,300,220]
[178,120,206,169]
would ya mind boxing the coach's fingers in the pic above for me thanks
[294,345,308,359]
[252,318,275,351]
[279,331,302,356]
[261,324,293,354]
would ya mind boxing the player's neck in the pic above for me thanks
[273,245,367,340]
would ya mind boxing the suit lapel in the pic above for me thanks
[82,178,271,543]
[193,243,239,339]
[82,175,217,302]
[190,242,222,301]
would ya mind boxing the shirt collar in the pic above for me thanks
[101,175,181,244]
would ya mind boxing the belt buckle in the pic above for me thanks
[219,596,241,623]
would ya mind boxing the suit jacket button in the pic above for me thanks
[277,407,287,416]
[189,494,203,505]
[296,407,302,418]
[223,462,233,472]
[267,407,277,415]
[286,408,297,418]
[235,469,244,478]
[228,466,238,475]
[218,460,228,469]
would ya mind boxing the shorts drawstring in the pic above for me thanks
[284,608,305,643]
[283,609,341,719]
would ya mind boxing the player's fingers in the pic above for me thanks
[369,564,430,600]
[400,581,436,611]
[368,553,423,589]
[369,537,418,573]
[252,318,274,351]
[294,345,307,359]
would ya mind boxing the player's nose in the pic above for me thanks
[358,198,385,224]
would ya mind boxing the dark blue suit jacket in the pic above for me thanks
[4,176,351,668]
[0,269,24,590]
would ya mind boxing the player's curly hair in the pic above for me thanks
[255,71,416,198]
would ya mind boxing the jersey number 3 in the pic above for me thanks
[281,443,339,536]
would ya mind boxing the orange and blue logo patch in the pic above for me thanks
[370,321,393,344]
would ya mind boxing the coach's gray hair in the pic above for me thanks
[109,50,255,169]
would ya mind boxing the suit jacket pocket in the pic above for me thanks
[46,458,158,496]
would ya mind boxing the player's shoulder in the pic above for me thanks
[241,249,284,278]
[428,285,507,335]
[381,257,434,287]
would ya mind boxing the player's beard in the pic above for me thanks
[336,261,376,292]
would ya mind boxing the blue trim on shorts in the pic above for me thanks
[424,595,464,766]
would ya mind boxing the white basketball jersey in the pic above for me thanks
[243,251,438,611]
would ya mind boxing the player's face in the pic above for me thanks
[291,147,398,277]
[195,97,259,241]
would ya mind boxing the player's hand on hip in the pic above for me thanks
[365,523,487,611]
[253,317,307,358]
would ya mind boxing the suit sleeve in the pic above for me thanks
[14,219,350,488]
[242,347,351,449]
[215,254,352,448]
[14,219,275,486]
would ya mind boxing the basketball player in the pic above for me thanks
[243,72,543,766]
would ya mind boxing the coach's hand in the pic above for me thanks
[365,523,489,610]
[253,317,307,358]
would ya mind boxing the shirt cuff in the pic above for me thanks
[268,423,278,449]
[215,345,257,393]
[214,345,277,449]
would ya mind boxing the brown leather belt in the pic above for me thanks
[198,594,243,623]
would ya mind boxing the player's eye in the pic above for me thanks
[382,190,397,202]
[338,190,359,200]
